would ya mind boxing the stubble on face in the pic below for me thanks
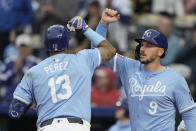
[140,51,159,64]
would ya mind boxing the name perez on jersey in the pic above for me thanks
[44,61,69,74]
[128,77,166,100]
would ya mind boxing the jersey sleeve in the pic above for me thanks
[13,71,33,105]
[77,48,101,72]
[173,77,195,114]
[107,53,139,75]
[106,53,126,74]
[181,107,196,131]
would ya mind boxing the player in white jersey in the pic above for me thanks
[92,8,196,131]
[8,11,119,131]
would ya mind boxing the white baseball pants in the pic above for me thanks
[37,118,90,131]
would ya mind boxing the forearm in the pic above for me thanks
[94,23,117,65]
[96,22,108,39]
[8,98,30,119]
[84,28,105,48]
[182,107,196,131]
[84,28,116,61]
[90,22,109,48]
[84,26,116,63]
[97,41,116,64]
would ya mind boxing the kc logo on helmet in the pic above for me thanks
[142,30,152,38]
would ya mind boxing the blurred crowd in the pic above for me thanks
[0,0,196,112]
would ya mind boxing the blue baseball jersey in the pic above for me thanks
[108,120,131,131]
[13,48,101,126]
[108,54,195,131]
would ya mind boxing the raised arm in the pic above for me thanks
[8,72,33,119]
[91,8,120,48]
[91,8,124,72]
[67,15,117,64]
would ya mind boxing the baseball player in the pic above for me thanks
[108,98,131,131]
[8,12,118,131]
[92,8,196,131]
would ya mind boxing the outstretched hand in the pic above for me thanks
[67,16,88,33]
[101,8,120,25]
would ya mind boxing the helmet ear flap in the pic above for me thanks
[135,44,141,60]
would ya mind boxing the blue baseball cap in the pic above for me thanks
[135,29,168,55]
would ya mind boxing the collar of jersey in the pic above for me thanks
[116,120,131,128]
[141,65,168,75]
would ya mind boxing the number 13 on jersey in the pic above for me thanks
[48,74,72,103]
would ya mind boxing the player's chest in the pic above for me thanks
[126,71,171,101]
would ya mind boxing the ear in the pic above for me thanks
[158,48,164,57]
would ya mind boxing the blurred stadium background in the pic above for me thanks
[0,0,196,131]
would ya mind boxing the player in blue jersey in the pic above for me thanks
[8,11,118,131]
[108,98,131,131]
[92,8,196,131]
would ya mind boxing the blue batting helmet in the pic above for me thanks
[115,98,129,117]
[44,25,70,52]
[134,29,168,59]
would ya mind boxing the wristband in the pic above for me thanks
[96,22,109,39]
[84,28,105,47]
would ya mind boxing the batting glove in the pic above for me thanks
[67,16,88,33]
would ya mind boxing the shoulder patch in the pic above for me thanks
[25,72,33,78]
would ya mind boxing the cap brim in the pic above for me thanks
[135,38,160,47]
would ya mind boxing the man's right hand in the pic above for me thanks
[67,16,89,33]
[101,8,120,25]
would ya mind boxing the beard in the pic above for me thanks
[140,54,157,64]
